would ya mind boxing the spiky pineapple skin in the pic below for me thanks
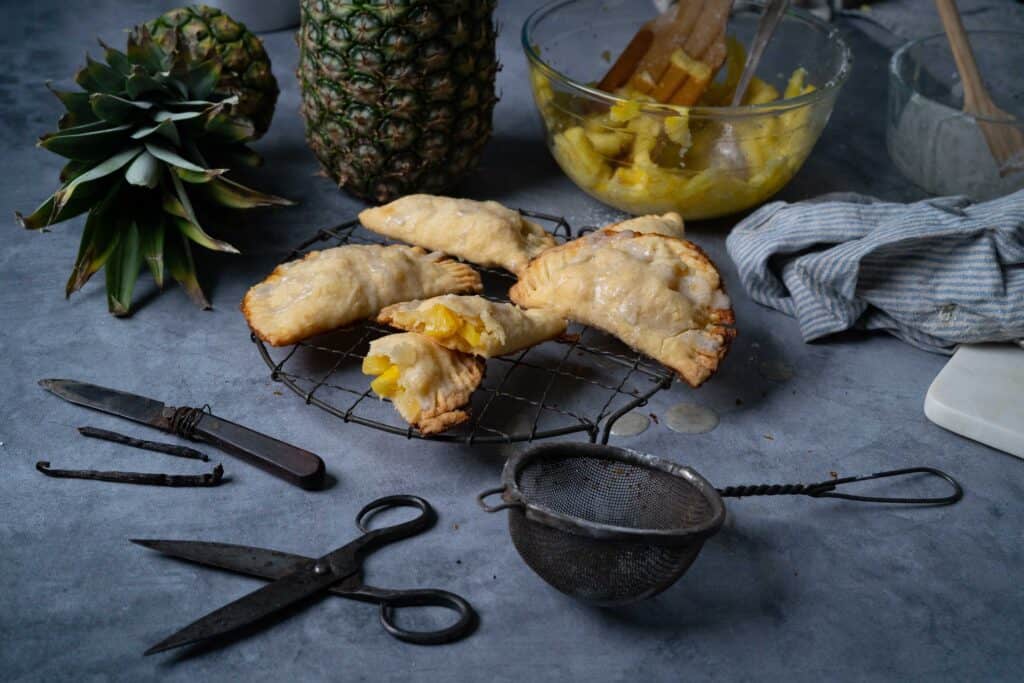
[298,0,499,203]
[147,5,279,139]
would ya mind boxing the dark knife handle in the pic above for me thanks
[191,413,325,490]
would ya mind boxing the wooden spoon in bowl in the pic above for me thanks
[934,0,1024,177]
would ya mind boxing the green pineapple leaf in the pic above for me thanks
[39,123,133,161]
[75,55,124,94]
[172,215,239,254]
[140,216,166,288]
[203,110,255,143]
[124,150,161,188]
[52,147,142,214]
[47,84,98,129]
[99,40,132,76]
[131,118,181,147]
[16,177,112,230]
[186,61,222,100]
[144,141,210,173]
[60,159,93,183]
[164,228,210,310]
[126,26,167,73]
[198,176,294,209]
[65,185,124,296]
[153,109,204,123]
[174,166,225,184]
[125,66,174,99]
[104,220,143,316]
[90,93,153,124]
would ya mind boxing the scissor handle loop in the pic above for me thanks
[354,495,436,546]
[376,588,477,645]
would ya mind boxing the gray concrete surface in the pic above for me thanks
[2,1,1022,681]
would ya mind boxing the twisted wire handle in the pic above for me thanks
[719,483,823,498]
[717,467,963,506]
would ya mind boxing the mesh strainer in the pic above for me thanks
[478,443,962,606]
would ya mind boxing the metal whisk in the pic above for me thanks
[478,443,962,606]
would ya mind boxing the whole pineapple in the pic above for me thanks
[147,5,279,139]
[298,0,499,203]
[18,26,291,316]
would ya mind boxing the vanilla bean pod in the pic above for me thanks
[77,426,210,462]
[36,462,225,487]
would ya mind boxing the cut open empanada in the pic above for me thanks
[510,230,735,387]
[377,295,567,358]
[604,212,686,239]
[243,244,482,347]
[359,195,557,274]
[362,333,485,435]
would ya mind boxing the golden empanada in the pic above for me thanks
[377,295,567,357]
[359,195,557,274]
[604,212,686,238]
[243,244,482,347]
[362,333,485,435]
[510,231,735,387]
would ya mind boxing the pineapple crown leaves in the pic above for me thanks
[17,25,293,316]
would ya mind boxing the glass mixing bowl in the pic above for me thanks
[523,0,851,219]
[887,31,1024,200]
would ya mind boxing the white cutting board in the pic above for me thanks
[924,343,1024,459]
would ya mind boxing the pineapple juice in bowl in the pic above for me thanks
[523,0,851,219]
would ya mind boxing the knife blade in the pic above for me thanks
[40,379,169,429]
[40,379,326,490]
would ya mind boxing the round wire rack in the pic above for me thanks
[252,210,676,445]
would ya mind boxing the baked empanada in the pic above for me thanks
[362,333,485,435]
[359,195,557,274]
[377,295,567,358]
[243,244,482,347]
[604,212,686,238]
[510,231,735,387]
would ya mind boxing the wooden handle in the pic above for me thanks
[598,23,655,92]
[933,0,989,112]
[193,412,326,490]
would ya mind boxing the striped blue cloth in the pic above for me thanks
[725,191,1024,354]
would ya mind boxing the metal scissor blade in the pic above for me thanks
[144,555,339,656]
[132,540,311,580]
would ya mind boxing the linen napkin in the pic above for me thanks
[724,190,1024,353]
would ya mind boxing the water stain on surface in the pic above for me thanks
[664,403,719,434]
[609,411,651,437]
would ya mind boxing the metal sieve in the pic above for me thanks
[478,443,962,606]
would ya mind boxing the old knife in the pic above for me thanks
[39,379,325,490]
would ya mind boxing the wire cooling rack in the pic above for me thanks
[251,211,675,445]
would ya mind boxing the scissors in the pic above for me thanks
[135,495,476,655]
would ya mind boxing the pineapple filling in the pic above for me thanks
[534,36,818,219]
[363,355,403,399]
[419,305,485,349]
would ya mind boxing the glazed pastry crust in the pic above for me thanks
[242,244,482,347]
[510,231,735,387]
[359,195,558,274]
[604,212,686,239]
[365,333,485,435]
[377,295,568,357]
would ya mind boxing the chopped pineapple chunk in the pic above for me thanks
[362,354,393,375]
[609,99,641,123]
[585,129,629,157]
[459,321,482,347]
[423,304,460,337]
[418,304,485,350]
[369,364,402,398]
